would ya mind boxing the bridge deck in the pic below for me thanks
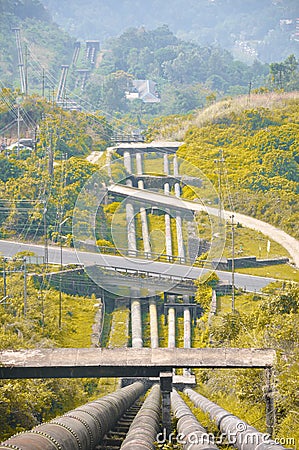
[0,348,275,379]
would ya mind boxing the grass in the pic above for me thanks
[61,295,99,347]
[158,313,168,347]
[236,263,299,282]
[107,306,130,348]
[223,225,289,259]
[149,92,299,141]
[217,292,263,315]
[142,154,164,174]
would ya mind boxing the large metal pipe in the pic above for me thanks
[173,154,179,177]
[176,213,185,261]
[183,307,191,349]
[174,181,185,261]
[126,202,137,255]
[125,177,137,255]
[183,295,191,376]
[164,153,170,175]
[168,304,176,349]
[149,297,159,348]
[164,182,172,257]
[0,382,146,450]
[138,179,151,255]
[185,389,286,450]
[136,152,143,175]
[171,389,218,450]
[121,384,161,449]
[124,150,132,174]
[131,294,143,348]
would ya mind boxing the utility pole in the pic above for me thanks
[43,203,48,269]
[23,257,27,317]
[17,103,20,155]
[265,367,275,437]
[214,149,225,225]
[42,68,45,98]
[58,217,70,329]
[247,80,252,104]
[48,128,54,177]
[2,258,7,309]
[24,44,28,96]
[231,214,235,313]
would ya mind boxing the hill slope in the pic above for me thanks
[147,92,299,240]
[0,0,73,92]
[41,0,299,63]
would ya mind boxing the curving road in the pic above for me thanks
[109,184,299,268]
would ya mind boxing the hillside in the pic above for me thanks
[147,92,299,240]
[41,0,299,63]
[0,0,73,92]
[2,0,299,120]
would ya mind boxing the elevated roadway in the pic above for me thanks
[0,239,276,293]
[108,183,299,268]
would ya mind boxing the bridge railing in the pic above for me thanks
[95,264,197,287]
[95,245,212,268]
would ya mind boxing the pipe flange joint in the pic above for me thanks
[63,414,94,446]
[50,421,82,449]
[27,430,62,450]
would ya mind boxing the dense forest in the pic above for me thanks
[2,0,299,119]
[42,0,299,63]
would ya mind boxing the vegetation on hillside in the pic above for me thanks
[190,283,299,443]
[83,24,270,117]
[0,260,111,441]
[0,91,111,242]
[42,0,299,63]
[0,0,73,91]
[148,93,299,240]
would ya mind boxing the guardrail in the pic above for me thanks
[83,244,212,268]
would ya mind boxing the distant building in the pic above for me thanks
[126,80,160,103]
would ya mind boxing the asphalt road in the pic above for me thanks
[109,184,299,267]
[0,239,276,293]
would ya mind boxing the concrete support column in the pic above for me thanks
[149,297,159,348]
[174,182,181,198]
[123,150,132,174]
[174,181,185,261]
[136,152,143,175]
[183,310,191,348]
[168,306,176,349]
[183,295,191,376]
[164,182,172,258]
[131,295,143,349]
[173,154,179,177]
[164,182,170,195]
[176,213,185,261]
[138,179,151,255]
[125,177,137,254]
[126,202,137,255]
[106,148,112,179]
[163,153,169,175]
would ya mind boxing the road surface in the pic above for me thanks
[0,239,276,293]
[109,184,299,267]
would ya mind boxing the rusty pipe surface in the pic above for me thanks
[0,381,146,450]
[171,389,218,450]
[185,388,286,450]
[121,383,161,450]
